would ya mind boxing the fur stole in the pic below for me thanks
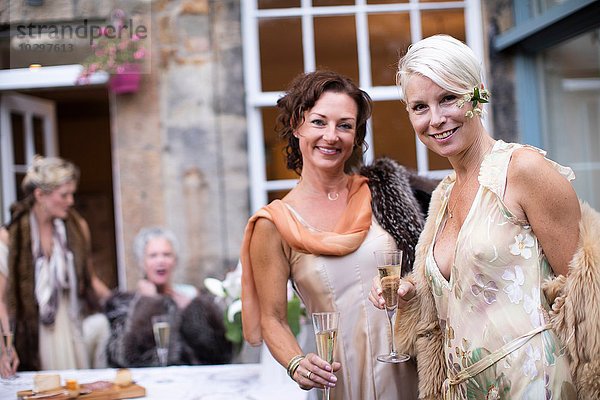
[105,291,233,367]
[6,208,96,371]
[360,158,430,272]
[542,202,600,398]
[395,181,600,399]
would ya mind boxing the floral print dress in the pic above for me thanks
[425,140,577,399]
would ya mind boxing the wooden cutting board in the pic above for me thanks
[17,383,146,400]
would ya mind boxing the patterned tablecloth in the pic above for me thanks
[0,363,309,400]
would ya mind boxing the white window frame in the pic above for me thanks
[0,92,58,223]
[242,0,485,212]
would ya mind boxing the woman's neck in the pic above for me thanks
[31,202,54,227]
[297,167,349,198]
[450,134,495,179]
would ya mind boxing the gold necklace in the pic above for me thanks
[447,142,494,219]
[298,175,347,201]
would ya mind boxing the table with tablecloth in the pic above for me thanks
[0,363,308,400]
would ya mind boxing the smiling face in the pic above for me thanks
[143,237,176,287]
[295,91,358,173]
[404,74,482,159]
[35,180,77,220]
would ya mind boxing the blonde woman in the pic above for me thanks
[0,156,110,375]
[369,35,600,398]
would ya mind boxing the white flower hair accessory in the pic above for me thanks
[457,84,490,118]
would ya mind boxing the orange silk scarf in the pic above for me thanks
[240,174,372,345]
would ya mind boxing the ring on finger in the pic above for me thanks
[306,371,313,380]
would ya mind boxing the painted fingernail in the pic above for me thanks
[325,364,331,372]
[330,376,337,382]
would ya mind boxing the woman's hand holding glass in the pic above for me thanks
[369,275,416,311]
[294,352,340,391]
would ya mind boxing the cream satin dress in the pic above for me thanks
[286,205,418,400]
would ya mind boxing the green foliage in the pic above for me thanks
[224,293,305,346]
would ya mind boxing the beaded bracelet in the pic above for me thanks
[286,355,305,379]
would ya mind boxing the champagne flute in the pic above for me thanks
[151,315,170,367]
[374,250,410,363]
[312,312,339,400]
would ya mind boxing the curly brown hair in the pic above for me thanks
[275,70,372,175]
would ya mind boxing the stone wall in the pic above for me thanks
[114,0,248,289]
[482,0,519,143]
[4,0,249,290]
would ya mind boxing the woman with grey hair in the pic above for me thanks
[132,226,196,309]
[0,155,111,375]
[104,226,232,367]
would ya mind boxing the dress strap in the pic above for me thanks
[479,140,575,200]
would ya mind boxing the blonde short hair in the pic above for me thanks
[396,34,484,102]
[21,155,80,196]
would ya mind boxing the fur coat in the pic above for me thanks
[360,158,434,272]
[394,182,600,399]
[6,208,98,371]
[105,291,233,367]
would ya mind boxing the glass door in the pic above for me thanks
[0,92,57,223]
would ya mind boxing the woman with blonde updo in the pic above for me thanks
[0,155,111,376]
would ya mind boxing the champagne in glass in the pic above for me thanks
[374,250,410,363]
[312,312,340,400]
[151,315,170,367]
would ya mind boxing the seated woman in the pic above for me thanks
[105,227,233,367]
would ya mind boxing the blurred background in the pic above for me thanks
[0,0,598,293]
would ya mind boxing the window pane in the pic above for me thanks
[369,13,411,86]
[11,113,25,165]
[367,0,408,4]
[260,18,304,92]
[259,0,300,9]
[268,189,291,203]
[262,107,298,181]
[421,9,465,40]
[371,100,417,170]
[314,15,359,83]
[540,30,600,209]
[313,0,354,5]
[15,172,26,201]
[33,116,46,156]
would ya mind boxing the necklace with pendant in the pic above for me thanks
[327,192,339,201]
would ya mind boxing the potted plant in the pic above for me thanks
[77,9,147,94]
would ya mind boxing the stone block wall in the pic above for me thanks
[114,0,248,289]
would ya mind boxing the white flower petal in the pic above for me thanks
[204,278,226,298]
[227,299,242,322]
[509,244,520,256]
[514,265,525,285]
[502,269,516,281]
[524,234,535,247]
